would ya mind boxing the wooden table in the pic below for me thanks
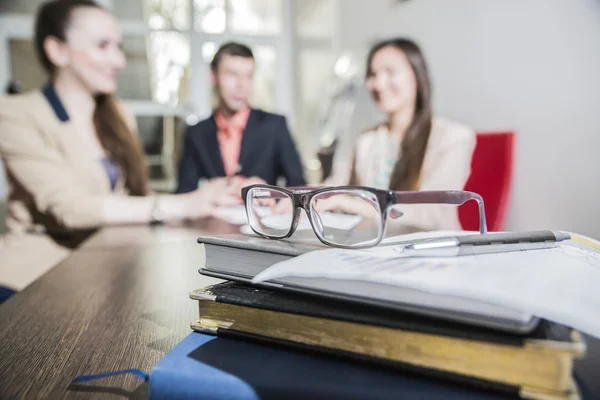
[0,220,237,398]
[0,221,599,399]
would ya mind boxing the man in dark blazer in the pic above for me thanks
[176,42,306,194]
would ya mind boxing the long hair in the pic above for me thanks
[34,0,148,196]
[362,38,433,191]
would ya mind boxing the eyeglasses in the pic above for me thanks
[241,184,487,249]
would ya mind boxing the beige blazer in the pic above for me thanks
[0,90,134,291]
[326,117,476,235]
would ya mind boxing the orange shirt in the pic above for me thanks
[214,107,251,176]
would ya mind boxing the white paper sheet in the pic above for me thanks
[213,205,250,225]
[213,205,270,225]
[252,233,600,339]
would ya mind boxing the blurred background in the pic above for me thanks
[0,0,599,238]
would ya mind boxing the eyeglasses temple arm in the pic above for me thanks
[392,190,488,234]
[474,196,488,234]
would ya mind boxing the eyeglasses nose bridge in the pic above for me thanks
[298,193,311,209]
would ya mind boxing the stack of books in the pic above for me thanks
[183,234,587,400]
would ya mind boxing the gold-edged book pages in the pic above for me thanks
[191,300,585,400]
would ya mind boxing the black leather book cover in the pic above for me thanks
[200,281,572,346]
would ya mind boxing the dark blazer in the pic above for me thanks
[176,109,306,193]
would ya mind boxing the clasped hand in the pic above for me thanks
[184,176,266,219]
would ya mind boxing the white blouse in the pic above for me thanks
[325,117,476,234]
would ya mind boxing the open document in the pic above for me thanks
[252,232,600,339]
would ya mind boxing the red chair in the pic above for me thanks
[459,132,515,232]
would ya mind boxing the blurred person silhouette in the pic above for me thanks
[176,42,306,194]
[0,0,243,297]
[323,38,476,234]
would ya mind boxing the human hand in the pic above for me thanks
[227,175,267,196]
[207,177,243,207]
[240,175,267,187]
[181,178,240,219]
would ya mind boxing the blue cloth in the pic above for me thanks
[176,109,306,193]
[42,84,69,122]
[71,368,148,384]
[100,157,120,190]
[0,286,15,304]
[148,332,513,400]
[42,84,120,190]
[149,333,257,400]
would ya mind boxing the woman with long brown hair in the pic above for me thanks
[325,38,476,234]
[0,0,242,295]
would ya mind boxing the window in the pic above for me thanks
[194,0,281,35]
[0,0,291,190]
[194,0,226,34]
[292,0,341,182]
[117,0,288,189]
[146,0,190,30]
[229,0,281,35]
[148,31,190,106]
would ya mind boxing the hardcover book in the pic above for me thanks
[190,282,585,400]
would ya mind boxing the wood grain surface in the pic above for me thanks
[0,219,598,399]
[0,221,232,399]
